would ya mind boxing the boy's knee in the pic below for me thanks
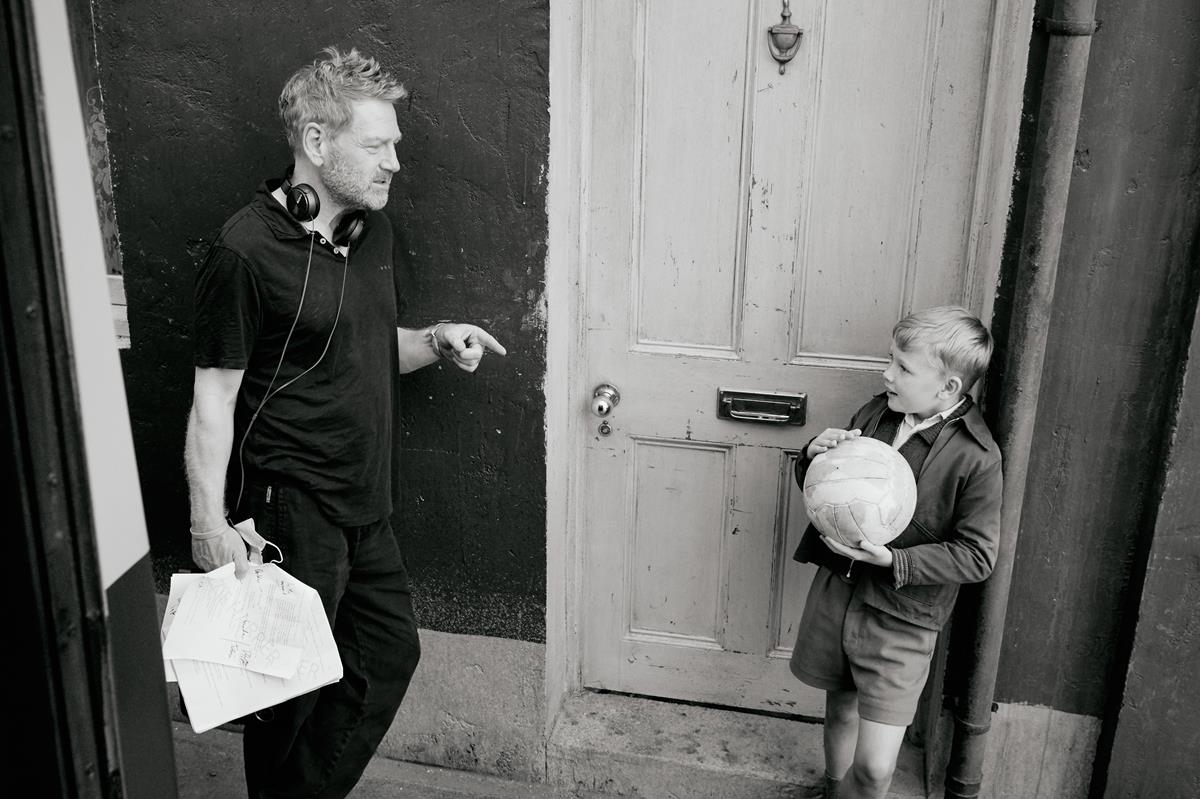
[851,754,896,789]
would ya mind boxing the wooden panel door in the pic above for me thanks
[580,0,1003,716]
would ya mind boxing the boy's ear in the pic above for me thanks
[942,374,963,398]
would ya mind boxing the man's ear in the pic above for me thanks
[301,122,326,166]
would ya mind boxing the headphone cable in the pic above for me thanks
[232,231,351,514]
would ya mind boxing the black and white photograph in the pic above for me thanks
[5,1,1198,797]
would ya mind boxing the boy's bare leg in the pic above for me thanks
[824,690,859,783]
[839,718,907,799]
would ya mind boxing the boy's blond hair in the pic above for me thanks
[279,47,407,155]
[893,306,993,393]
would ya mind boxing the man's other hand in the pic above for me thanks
[438,323,507,373]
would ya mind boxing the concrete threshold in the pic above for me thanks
[171,693,927,798]
[173,721,593,799]
[158,590,928,797]
[546,691,927,799]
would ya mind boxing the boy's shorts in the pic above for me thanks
[789,566,938,727]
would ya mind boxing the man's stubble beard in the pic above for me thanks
[321,147,390,212]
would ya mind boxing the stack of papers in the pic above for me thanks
[161,562,342,733]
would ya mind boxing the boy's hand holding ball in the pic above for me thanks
[821,533,894,567]
[806,428,862,459]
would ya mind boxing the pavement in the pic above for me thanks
[172,722,601,799]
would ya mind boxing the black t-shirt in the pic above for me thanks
[193,179,403,525]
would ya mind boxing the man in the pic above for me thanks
[184,47,505,798]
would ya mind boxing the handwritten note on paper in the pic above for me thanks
[163,563,305,678]
[161,564,343,733]
[161,571,206,682]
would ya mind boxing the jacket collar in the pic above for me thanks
[865,392,996,454]
[252,178,313,242]
[954,401,997,453]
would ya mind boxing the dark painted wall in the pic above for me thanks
[989,0,1200,716]
[93,0,549,641]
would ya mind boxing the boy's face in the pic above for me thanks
[882,340,962,420]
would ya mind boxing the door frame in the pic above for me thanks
[544,0,1037,734]
[4,0,175,794]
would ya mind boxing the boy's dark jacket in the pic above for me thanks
[793,393,1003,631]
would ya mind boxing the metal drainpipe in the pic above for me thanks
[944,2,1099,797]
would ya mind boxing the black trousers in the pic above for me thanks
[235,483,421,798]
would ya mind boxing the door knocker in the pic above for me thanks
[767,0,804,74]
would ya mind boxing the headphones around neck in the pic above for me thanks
[281,168,366,249]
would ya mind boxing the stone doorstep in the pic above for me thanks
[156,593,928,798]
[173,721,579,799]
[546,691,928,799]
[167,687,927,799]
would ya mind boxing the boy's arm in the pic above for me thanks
[890,459,1003,587]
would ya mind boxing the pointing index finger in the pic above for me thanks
[472,329,506,356]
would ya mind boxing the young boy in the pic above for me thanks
[790,306,1003,799]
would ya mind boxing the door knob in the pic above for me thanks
[591,384,621,417]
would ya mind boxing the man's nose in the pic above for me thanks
[382,145,400,173]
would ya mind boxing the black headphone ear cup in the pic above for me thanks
[286,183,321,223]
[333,211,365,248]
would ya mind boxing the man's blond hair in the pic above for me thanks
[893,305,993,393]
[279,47,407,154]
